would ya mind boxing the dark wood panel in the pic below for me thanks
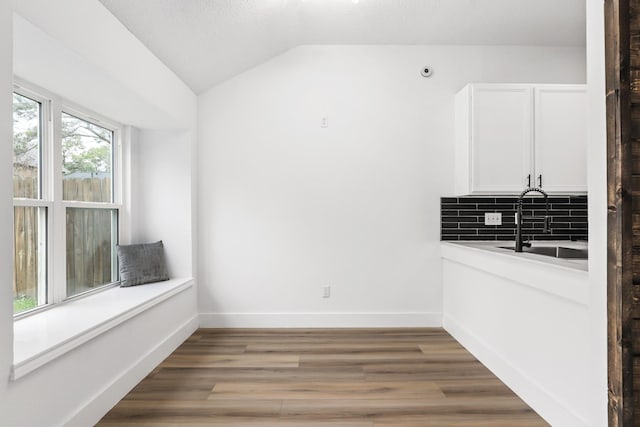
[632,2,640,424]
[631,69,640,104]
[634,250,640,285]
[631,287,640,318]
[98,328,548,426]
[631,134,640,178]
[632,35,640,71]
[631,0,640,32]
[607,0,636,424]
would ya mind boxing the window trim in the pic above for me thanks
[13,78,127,319]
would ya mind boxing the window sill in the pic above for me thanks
[12,277,194,380]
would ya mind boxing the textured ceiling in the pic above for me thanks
[99,0,586,94]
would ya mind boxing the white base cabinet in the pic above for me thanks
[441,243,591,426]
[454,84,587,195]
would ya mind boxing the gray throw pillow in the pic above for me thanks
[117,241,170,287]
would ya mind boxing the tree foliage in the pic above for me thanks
[13,94,39,167]
[61,114,112,175]
[13,93,113,175]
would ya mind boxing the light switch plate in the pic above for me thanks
[322,286,331,298]
[484,212,502,225]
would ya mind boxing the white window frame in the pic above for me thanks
[13,78,125,319]
[12,85,51,310]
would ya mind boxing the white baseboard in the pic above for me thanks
[199,312,442,328]
[443,314,588,427]
[63,314,199,427]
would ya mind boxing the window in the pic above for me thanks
[12,82,123,315]
[61,112,119,298]
[13,91,47,314]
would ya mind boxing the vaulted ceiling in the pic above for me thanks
[99,0,586,94]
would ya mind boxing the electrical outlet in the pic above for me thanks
[321,117,329,128]
[322,286,331,298]
[484,212,502,225]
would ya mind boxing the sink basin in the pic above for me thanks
[499,246,588,259]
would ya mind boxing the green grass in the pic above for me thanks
[13,296,37,314]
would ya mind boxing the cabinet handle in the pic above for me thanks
[538,174,542,187]
[527,174,531,187]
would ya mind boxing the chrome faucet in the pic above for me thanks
[515,187,551,252]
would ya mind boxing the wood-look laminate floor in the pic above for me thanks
[98,328,548,426]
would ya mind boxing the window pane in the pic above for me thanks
[14,206,47,314]
[62,113,113,203]
[66,208,118,297]
[13,93,41,199]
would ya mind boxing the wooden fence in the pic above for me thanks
[13,173,114,299]
[13,205,39,299]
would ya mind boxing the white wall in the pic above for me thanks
[0,0,15,421]
[0,1,198,425]
[586,0,608,425]
[131,128,195,278]
[12,0,193,129]
[197,44,586,327]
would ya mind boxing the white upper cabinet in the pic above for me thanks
[533,86,587,193]
[454,83,587,195]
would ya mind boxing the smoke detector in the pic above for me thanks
[421,67,433,77]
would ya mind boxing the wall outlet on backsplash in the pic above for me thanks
[484,213,502,225]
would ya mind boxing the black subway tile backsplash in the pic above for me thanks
[440,195,587,242]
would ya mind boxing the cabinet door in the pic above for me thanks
[534,86,587,193]
[471,86,533,193]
